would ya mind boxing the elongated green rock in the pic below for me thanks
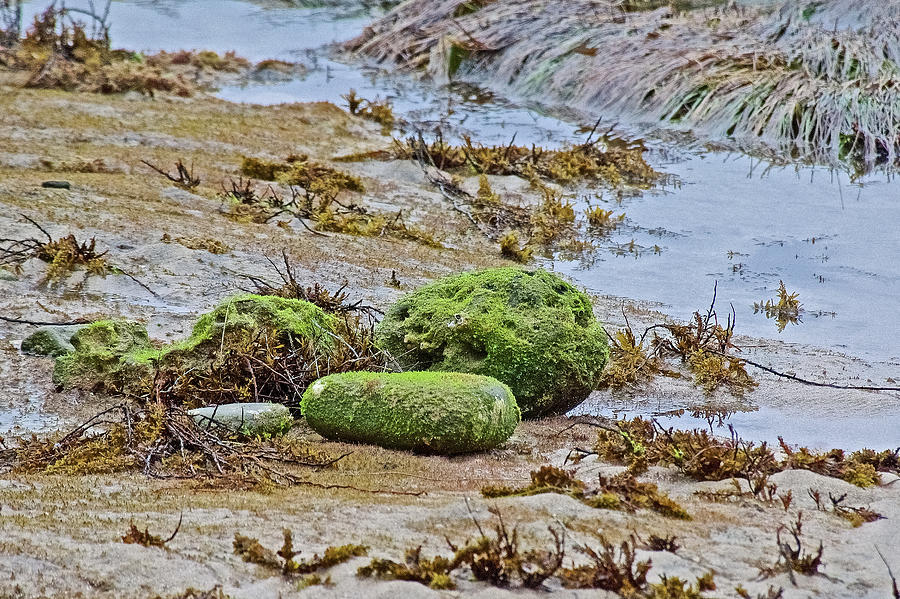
[301,371,520,454]
[375,268,609,417]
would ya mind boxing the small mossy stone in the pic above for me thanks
[21,325,85,357]
[374,268,609,418]
[188,403,293,438]
[52,320,152,388]
[301,371,520,454]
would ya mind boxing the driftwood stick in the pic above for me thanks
[0,314,90,326]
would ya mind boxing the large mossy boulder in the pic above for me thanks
[301,371,520,454]
[375,268,609,417]
[53,320,152,388]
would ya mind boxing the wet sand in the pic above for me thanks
[0,81,898,597]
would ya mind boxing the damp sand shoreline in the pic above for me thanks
[0,84,898,598]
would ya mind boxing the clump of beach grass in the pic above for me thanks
[348,0,900,171]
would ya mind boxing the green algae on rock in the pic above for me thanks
[374,268,609,417]
[155,293,336,367]
[142,293,356,407]
[301,371,520,454]
[52,320,152,389]
[21,324,85,357]
[50,294,348,402]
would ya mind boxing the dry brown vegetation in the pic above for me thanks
[358,506,558,589]
[482,465,690,519]
[156,587,231,599]
[388,133,659,187]
[338,132,657,261]
[0,3,280,96]
[233,529,367,577]
[343,89,396,135]
[0,401,347,487]
[360,507,722,596]
[778,438,896,488]
[358,505,566,590]
[161,233,230,255]
[759,513,824,585]
[121,514,182,548]
[231,156,440,246]
[142,159,202,190]
[602,286,757,395]
[0,215,110,280]
[585,416,899,492]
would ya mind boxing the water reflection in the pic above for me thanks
[571,402,900,452]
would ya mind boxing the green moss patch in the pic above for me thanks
[52,320,152,390]
[374,268,609,417]
[301,371,520,454]
[155,293,335,369]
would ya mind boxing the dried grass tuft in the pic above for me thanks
[0,6,254,96]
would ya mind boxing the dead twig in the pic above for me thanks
[412,131,486,231]
[141,159,200,189]
[711,350,900,392]
[876,545,900,599]
[0,314,90,326]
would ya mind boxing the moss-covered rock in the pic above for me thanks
[51,294,337,395]
[145,293,336,370]
[21,324,85,357]
[53,320,152,388]
[374,268,609,417]
[301,371,520,454]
